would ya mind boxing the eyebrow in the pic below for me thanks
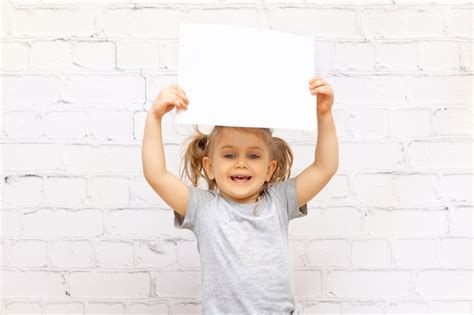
[219,145,264,151]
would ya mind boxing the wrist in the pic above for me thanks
[147,111,163,123]
[317,109,333,118]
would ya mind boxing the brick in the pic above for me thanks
[89,176,130,206]
[418,41,461,71]
[69,272,150,298]
[334,42,375,71]
[354,173,397,205]
[313,174,348,201]
[135,241,177,268]
[291,270,322,298]
[351,239,391,266]
[155,271,200,297]
[332,75,406,105]
[0,210,20,237]
[386,302,429,314]
[439,174,473,203]
[85,303,124,315]
[131,176,169,207]
[361,8,444,39]
[389,108,431,138]
[345,304,386,313]
[2,144,59,171]
[327,270,411,298]
[117,40,160,69]
[290,207,362,237]
[22,209,103,237]
[160,41,178,72]
[5,303,42,314]
[171,302,201,315]
[451,207,473,236]
[2,270,64,298]
[88,110,131,141]
[128,303,168,315]
[186,8,260,30]
[61,145,141,173]
[366,210,448,238]
[106,209,175,237]
[308,240,350,266]
[96,241,134,268]
[43,111,87,139]
[429,301,472,314]
[177,240,200,269]
[437,238,472,266]
[30,40,73,69]
[395,174,439,206]
[11,8,95,37]
[288,240,305,268]
[445,8,474,38]
[8,240,48,267]
[98,8,181,38]
[416,270,472,298]
[45,303,84,315]
[304,302,340,314]
[409,141,472,170]
[406,76,471,104]
[348,109,390,139]
[460,42,472,70]
[73,41,115,70]
[4,111,43,139]
[3,175,43,206]
[434,107,472,136]
[134,110,175,143]
[393,239,435,266]
[339,142,404,171]
[375,42,418,72]
[2,76,59,106]
[44,176,88,206]
[61,75,145,105]
[1,42,29,70]
[271,8,360,38]
[50,240,93,268]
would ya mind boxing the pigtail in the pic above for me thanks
[270,136,293,183]
[181,125,209,187]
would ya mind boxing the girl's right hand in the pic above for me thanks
[150,84,189,120]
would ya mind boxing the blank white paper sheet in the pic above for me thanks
[176,23,316,131]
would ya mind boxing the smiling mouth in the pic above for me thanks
[231,175,252,182]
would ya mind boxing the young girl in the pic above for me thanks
[142,76,338,314]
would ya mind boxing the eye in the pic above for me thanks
[223,154,236,159]
[248,154,259,160]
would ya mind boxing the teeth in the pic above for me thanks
[232,176,251,180]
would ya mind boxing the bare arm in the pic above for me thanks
[141,85,190,217]
[296,77,339,207]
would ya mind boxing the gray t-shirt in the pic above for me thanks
[173,177,308,315]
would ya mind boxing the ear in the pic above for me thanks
[202,156,215,180]
[265,160,277,182]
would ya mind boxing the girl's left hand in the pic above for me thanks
[309,76,334,115]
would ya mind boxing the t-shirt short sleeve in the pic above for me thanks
[271,177,308,221]
[173,185,213,231]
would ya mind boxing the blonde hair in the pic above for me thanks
[180,125,293,191]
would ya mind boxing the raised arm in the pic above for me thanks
[295,77,339,207]
[141,85,190,217]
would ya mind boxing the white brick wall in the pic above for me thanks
[1,0,472,314]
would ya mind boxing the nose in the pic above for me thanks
[235,156,247,168]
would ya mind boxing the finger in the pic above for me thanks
[309,76,322,84]
[170,87,190,105]
[309,79,327,89]
[314,86,332,95]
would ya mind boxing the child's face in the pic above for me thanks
[202,128,277,204]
